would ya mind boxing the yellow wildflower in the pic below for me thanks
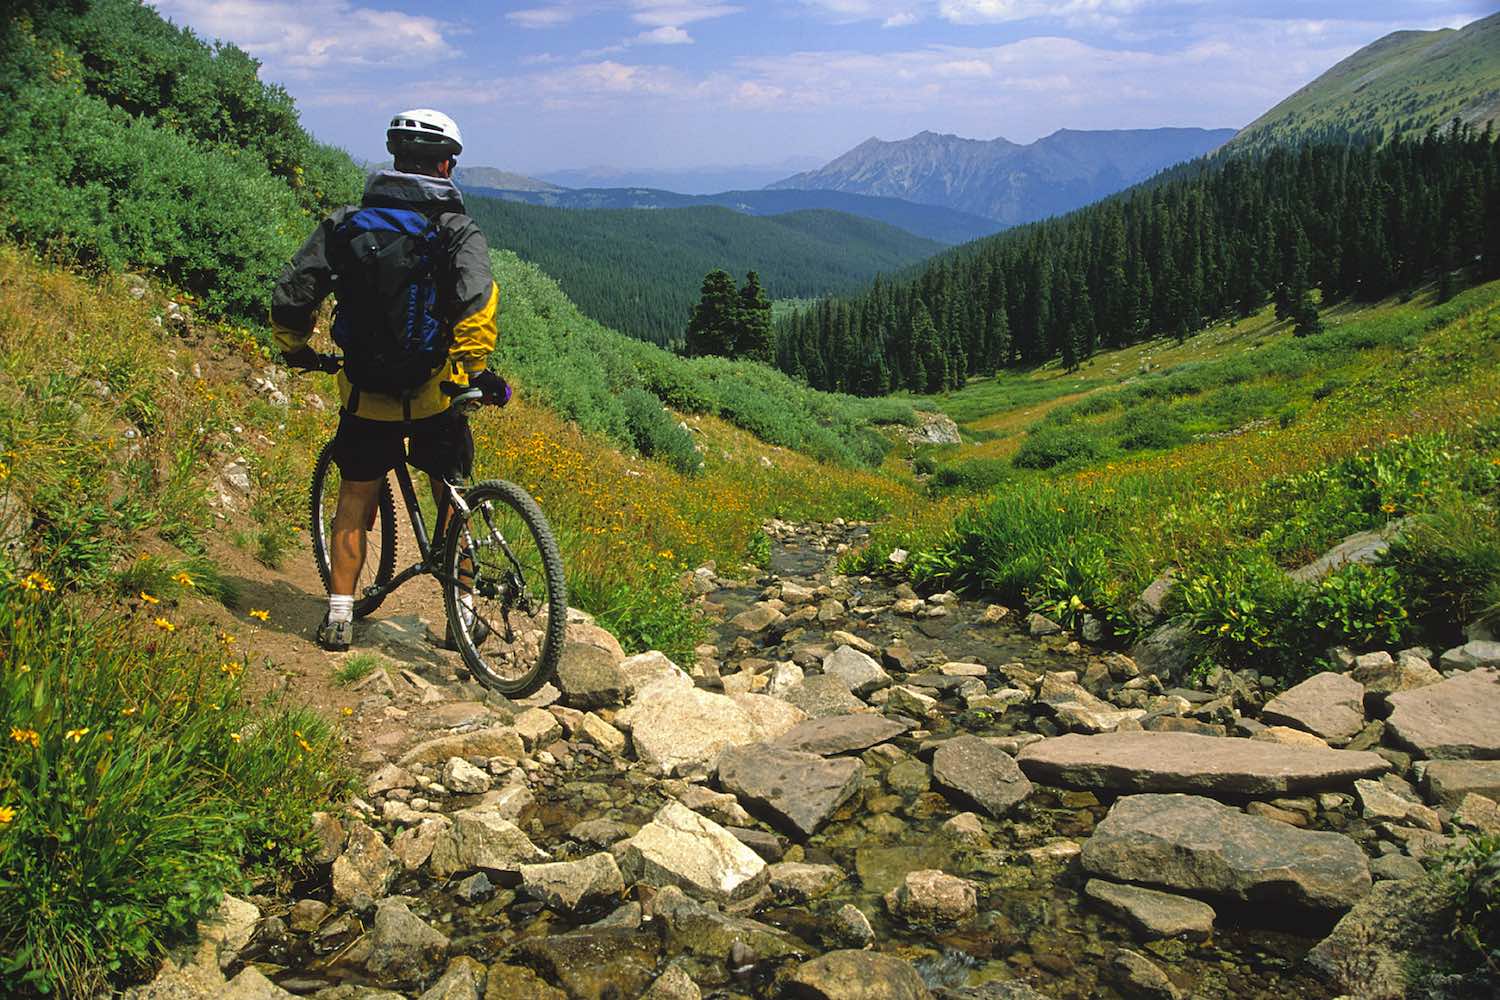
[341,706,353,717]
[221,661,243,678]
[230,732,242,743]
[248,609,270,622]
[0,805,14,824]
[140,591,160,605]
[20,571,55,593]
[173,571,194,588]
[153,617,175,633]
[121,706,137,717]
[64,727,89,743]
[10,727,39,748]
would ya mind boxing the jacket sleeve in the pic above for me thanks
[270,212,342,354]
[445,216,499,382]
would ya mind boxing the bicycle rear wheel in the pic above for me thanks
[441,479,567,695]
[309,440,398,618]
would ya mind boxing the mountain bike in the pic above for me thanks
[303,355,566,695]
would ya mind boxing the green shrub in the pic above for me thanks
[1013,427,1106,470]
[568,563,704,665]
[929,457,1013,494]
[1175,550,1306,674]
[621,388,701,475]
[1116,402,1190,451]
[1301,562,1412,650]
[1385,498,1500,637]
[1430,833,1500,978]
[0,584,348,997]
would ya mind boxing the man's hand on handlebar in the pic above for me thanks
[282,349,341,374]
[441,371,511,410]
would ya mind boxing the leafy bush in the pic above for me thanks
[0,584,348,997]
[1431,833,1500,979]
[1385,498,1500,637]
[1175,550,1305,673]
[1013,428,1106,470]
[929,457,1013,494]
[621,388,701,475]
[1116,402,1189,452]
[1302,562,1412,650]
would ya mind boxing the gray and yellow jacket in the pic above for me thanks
[271,170,499,421]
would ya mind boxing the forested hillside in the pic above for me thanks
[1227,11,1500,154]
[0,0,362,319]
[461,184,1003,245]
[465,196,942,347]
[777,128,1500,395]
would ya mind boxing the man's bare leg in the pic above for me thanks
[321,479,381,650]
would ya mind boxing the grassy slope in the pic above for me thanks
[466,196,942,345]
[855,279,1500,677]
[1227,12,1500,152]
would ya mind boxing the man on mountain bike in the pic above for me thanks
[271,108,508,651]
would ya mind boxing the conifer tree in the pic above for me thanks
[685,269,738,357]
[733,271,774,362]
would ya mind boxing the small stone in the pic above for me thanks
[576,712,627,755]
[768,861,847,901]
[442,757,492,795]
[640,965,701,1000]
[289,899,330,933]
[615,800,767,902]
[931,735,1033,817]
[884,869,977,927]
[1027,613,1063,637]
[1454,792,1500,834]
[331,821,398,906]
[519,852,626,912]
[366,898,449,982]
[731,602,786,633]
[1111,948,1180,999]
[515,708,564,749]
[822,645,892,696]
[790,951,932,1000]
[1260,671,1366,744]
[828,904,875,949]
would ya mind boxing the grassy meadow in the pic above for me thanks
[852,280,1500,679]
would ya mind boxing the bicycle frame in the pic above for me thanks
[357,461,465,601]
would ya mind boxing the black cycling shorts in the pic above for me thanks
[331,408,474,483]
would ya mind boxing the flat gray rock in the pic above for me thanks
[773,716,909,756]
[822,645,892,696]
[1386,668,1500,759]
[781,674,867,717]
[1438,639,1500,671]
[1288,526,1396,583]
[717,743,863,838]
[1084,879,1215,940]
[1260,671,1365,743]
[1421,759,1500,808]
[1016,731,1388,796]
[931,735,1033,817]
[1080,793,1371,910]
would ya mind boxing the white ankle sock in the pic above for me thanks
[328,594,354,624]
[459,592,476,630]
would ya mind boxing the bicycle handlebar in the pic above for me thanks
[300,354,503,410]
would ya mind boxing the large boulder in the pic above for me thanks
[716,743,863,838]
[788,951,933,1000]
[1081,793,1372,910]
[931,735,1033,818]
[555,642,627,710]
[772,716,909,756]
[618,684,760,777]
[366,899,449,983]
[1288,525,1398,583]
[782,674,867,717]
[822,646,892,696]
[1386,668,1500,759]
[1128,622,1197,681]
[618,651,693,699]
[519,852,625,912]
[399,727,525,768]
[331,821,398,906]
[649,884,811,961]
[1421,759,1500,809]
[1306,873,1457,999]
[429,806,548,877]
[1016,731,1388,796]
[731,692,808,741]
[1438,639,1500,671]
[1260,671,1365,744]
[616,801,767,902]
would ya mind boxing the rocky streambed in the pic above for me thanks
[133,522,1500,1000]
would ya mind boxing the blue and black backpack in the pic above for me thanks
[329,207,451,398]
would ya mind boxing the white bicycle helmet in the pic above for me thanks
[386,108,464,157]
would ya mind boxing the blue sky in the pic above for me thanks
[150,1,1494,175]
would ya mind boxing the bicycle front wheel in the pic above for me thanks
[310,440,398,618]
[442,479,567,695]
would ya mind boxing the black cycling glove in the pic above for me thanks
[470,369,512,406]
[282,346,320,371]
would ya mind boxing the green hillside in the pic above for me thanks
[1227,11,1500,153]
[464,196,942,347]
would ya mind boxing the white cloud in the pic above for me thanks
[150,0,452,72]
[630,2,741,27]
[937,0,1142,24]
[883,11,921,27]
[507,5,582,28]
[637,25,695,43]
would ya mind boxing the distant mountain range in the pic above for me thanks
[457,184,1002,245]
[537,159,822,196]
[1226,11,1500,154]
[453,166,561,192]
[768,127,1236,225]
